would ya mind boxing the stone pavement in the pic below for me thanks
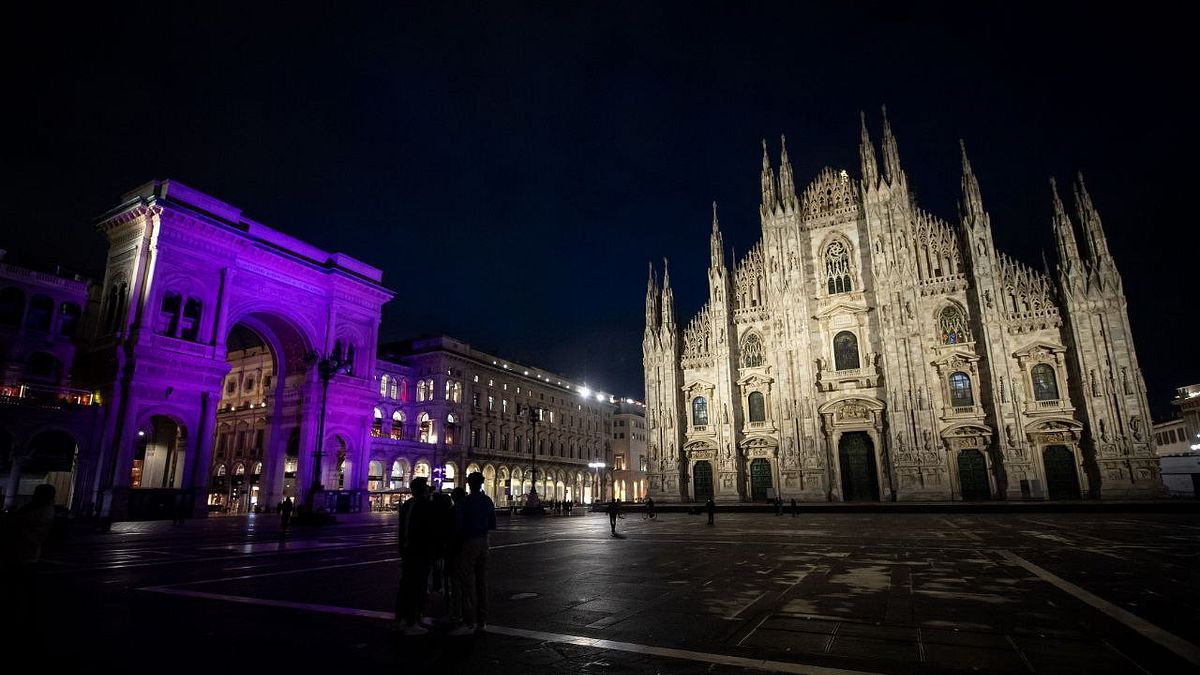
[15,510,1200,673]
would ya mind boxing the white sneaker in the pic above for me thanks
[402,624,429,636]
[447,625,475,636]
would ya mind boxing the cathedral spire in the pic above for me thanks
[760,139,778,215]
[645,260,660,335]
[880,105,904,185]
[1050,177,1082,278]
[661,257,676,330]
[1073,172,1113,266]
[959,140,986,224]
[710,201,726,270]
[859,111,879,187]
[778,134,797,211]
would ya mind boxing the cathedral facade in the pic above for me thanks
[643,111,1160,503]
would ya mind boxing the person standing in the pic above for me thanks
[790,498,798,518]
[278,497,294,531]
[395,478,436,635]
[448,472,496,635]
[775,497,783,516]
[706,498,715,526]
[607,499,621,536]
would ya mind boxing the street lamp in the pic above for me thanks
[305,346,352,509]
[521,405,545,514]
[588,460,606,504]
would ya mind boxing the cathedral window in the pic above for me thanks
[391,410,404,439]
[824,241,853,294]
[1031,364,1059,401]
[692,396,709,426]
[938,305,971,345]
[372,408,383,437]
[740,333,765,368]
[833,331,860,371]
[748,391,766,422]
[948,372,974,407]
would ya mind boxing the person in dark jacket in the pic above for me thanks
[706,498,716,526]
[395,478,436,635]
[448,472,497,635]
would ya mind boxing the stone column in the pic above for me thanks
[185,391,218,516]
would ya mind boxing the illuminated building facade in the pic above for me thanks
[644,112,1161,502]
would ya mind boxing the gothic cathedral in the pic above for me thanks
[642,110,1160,503]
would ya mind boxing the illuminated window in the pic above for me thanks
[391,410,404,439]
[938,305,971,344]
[824,241,853,294]
[380,374,389,397]
[949,372,974,407]
[1031,364,1059,401]
[693,397,709,426]
[372,408,383,437]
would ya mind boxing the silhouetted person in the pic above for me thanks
[706,498,715,526]
[608,499,623,535]
[395,478,436,635]
[3,484,57,643]
[775,497,783,515]
[445,486,468,625]
[278,497,294,531]
[790,498,798,517]
[448,472,496,635]
[644,496,656,519]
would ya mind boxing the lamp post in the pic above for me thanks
[588,460,606,504]
[305,347,351,510]
[521,405,545,514]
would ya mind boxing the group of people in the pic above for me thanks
[395,471,496,636]
[546,499,576,515]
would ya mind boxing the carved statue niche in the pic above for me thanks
[1130,416,1145,441]
[1005,423,1016,447]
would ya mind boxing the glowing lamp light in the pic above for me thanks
[595,393,606,402]
[137,430,146,437]
[579,386,592,398]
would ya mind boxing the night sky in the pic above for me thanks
[3,3,1195,418]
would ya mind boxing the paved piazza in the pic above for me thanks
[25,510,1200,673]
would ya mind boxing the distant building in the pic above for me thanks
[0,255,101,509]
[1156,385,1200,497]
[611,400,648,502]
[367,336,616,508]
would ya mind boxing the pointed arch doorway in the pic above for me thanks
[838,432,879,501]
[1043,445,1081,500]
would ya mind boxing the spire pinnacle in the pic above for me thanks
[859,110,878,187]
[880,105,903,185]
[1050,177,1082,274]
[778,134,796,210]
[760,138,778,213]
[711,201,719,233]
[959,140,985,223]
[710,201,726,271]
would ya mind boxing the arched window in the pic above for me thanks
[1031,364,1059,401]
[445,412,458,445]
[692,396,709,426]
[27,352,62,382]
[389,379,398,400]
[399,378,408,401]
[0,287,24,327]
[824,241,853,294]
[380,374,390,397]
[26,294,53,332]
[419,412,434,444]
[938,305,971,345]
[181,298,202,341]
[833,331,860,371]
[371,408,383,437]
[58,302,81,337]
[748,391,766,422]
[949,372,974,407]
[417,380,428,402]
[158,291,181,336]
[740,333,765,368]
[216,464,227,477]
[391,410,404,439]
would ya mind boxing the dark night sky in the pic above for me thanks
[3,3,1195,418]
